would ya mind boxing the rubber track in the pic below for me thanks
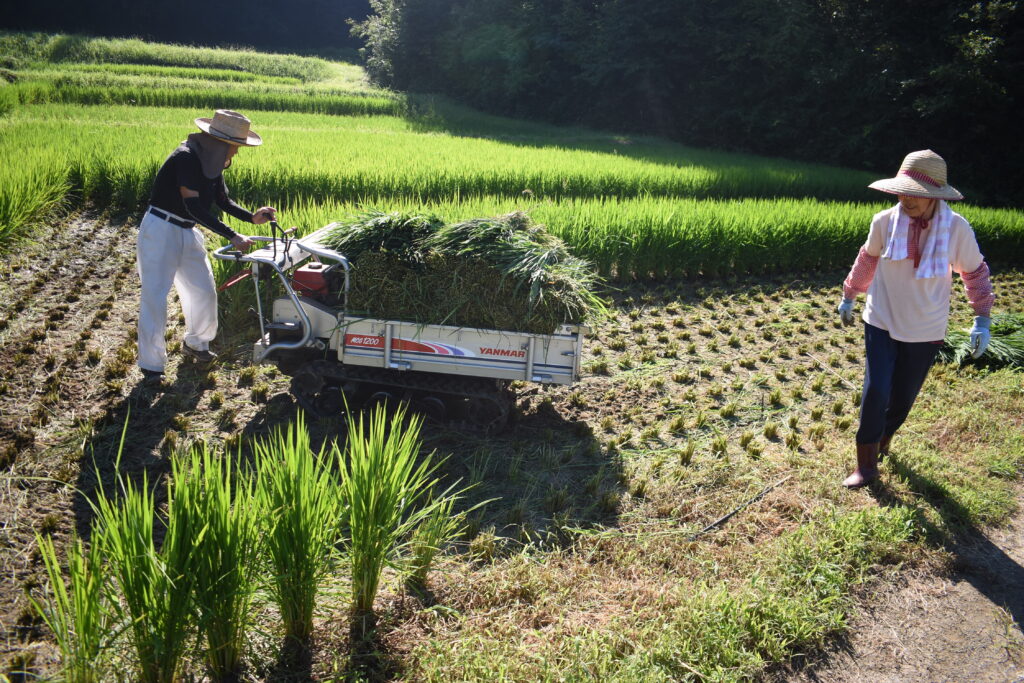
[289,359,514,431]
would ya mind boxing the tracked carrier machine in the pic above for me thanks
[214,224,587,430]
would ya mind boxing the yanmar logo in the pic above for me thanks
[480,347,526,358]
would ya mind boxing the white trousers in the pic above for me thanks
[136,211,218,372]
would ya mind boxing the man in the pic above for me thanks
[137,109,276,380]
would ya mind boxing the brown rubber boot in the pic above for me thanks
[842,443,880,488]
[878,434,892,462]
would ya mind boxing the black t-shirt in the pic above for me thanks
[149,144,252,240]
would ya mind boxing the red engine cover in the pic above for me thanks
[291,262,328,299]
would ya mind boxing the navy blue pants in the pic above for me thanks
[856,323,940,445]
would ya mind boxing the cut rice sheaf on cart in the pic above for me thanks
[319,210,606,334]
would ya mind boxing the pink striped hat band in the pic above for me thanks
[900,169,941,187]
[868,150,963,201]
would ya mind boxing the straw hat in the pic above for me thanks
[194,109,262,147]
[868,150,962,200]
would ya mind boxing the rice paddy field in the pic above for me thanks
[1,32,1023,682]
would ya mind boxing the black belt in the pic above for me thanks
[148,206,195,229]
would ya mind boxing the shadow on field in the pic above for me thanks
[72,360,208,539]
[242,386,624,554]
[411,396,622,554]
[401,95,878,203]
[874,456,1024,633]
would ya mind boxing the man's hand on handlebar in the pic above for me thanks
[252,206,278,225]
[230,234,255,251]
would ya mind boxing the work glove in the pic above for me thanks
[970,315,990,359]
[837,298,855,326]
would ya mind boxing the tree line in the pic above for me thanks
[354,0,1023,206]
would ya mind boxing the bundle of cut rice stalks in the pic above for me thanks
[319,211,606,334]
[939,313,1024,369]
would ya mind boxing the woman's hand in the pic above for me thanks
[230,234,255,251]
[837,298,855,326]
[252,206,277,224]
[970,316,991,358]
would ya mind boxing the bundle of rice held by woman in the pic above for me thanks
[319,210,604,334]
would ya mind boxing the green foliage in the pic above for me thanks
[356,0,1024,206]
[5,33,334,81]
[253,414,343,645]
[45,61,305,84]
[30,534,110,683]
[0,82,15,117]
[406,495,466,591]
[340,404,463,638]
[321,209,443,263]
[94,469,198,683]
[176,444,260,680]
[939,313,1024,368]
[11,78,400,117]
[0,128,70,242]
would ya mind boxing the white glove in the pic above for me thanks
[970,316,990,359]
[837,298,855,326]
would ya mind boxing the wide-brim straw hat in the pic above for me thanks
[868,149,962,200]
[194,109,262,147]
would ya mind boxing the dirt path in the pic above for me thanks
[784,487,1024,683]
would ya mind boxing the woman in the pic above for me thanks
[137,109,276,380]
[837,149,995,488]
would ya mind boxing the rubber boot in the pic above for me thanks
[878,434,892,462]
[842,443,880,488]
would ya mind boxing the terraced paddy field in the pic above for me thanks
[1,32,1022,681]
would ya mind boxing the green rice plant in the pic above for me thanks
[49,61,305,83]
[14,78,401,118]
[5,97,1024,270]
[177,444,260,680]
[340,403,466,641]
[22,33,334,81]
[424,210,608,326]
[0,83,16,116]
[94,470,198,683]
[939,313,1024,369]
[253,415,343,647]
[30,534,110,683]
[406,495,466,593]
[0,148,68,242]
